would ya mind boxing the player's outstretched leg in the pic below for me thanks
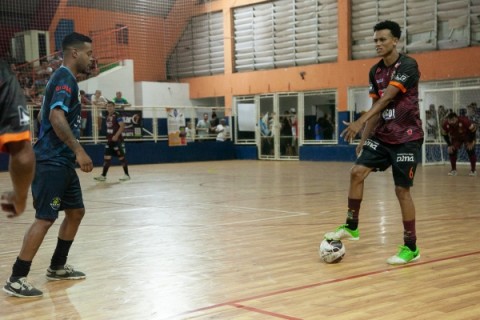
[325,198,362,241]
[324,224,359,241]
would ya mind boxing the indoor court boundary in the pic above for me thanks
[174,249,480,319]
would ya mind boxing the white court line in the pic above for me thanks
[87,202,332,227]
[194,202,314,214]
[213,213,307,226]
[195,203,319,226]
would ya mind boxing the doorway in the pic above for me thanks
[234,90,336,161]
[258,93,300,160]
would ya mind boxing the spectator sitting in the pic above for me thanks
[112,91,130,108]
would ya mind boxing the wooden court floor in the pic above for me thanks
[1,160,480,320]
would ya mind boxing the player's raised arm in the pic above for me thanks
[341,85,400,142]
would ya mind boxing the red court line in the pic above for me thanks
[230,303,302,320]
[174,250,480,318]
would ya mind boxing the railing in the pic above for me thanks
[27,105,231,144]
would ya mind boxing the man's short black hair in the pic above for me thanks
[62,32,92,51]
[447,112,458,119]
[374,20,401,39]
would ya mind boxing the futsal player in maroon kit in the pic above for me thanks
[94,101,130,181]
[441,112,477,176]
[324,20,424,264]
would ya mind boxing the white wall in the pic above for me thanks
[79,59,193,118]
[135,81,192,117]
[79,59,135,105]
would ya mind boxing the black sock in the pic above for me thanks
[11,257,32,280]
[120,158,129,176]
[102,159,112,176]
[50,238,73,269]
[346,217,358,230]
[346,198,361,230]
[403,220,417,251]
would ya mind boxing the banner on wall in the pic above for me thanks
[166,108,187,146]
[121,110,143,139]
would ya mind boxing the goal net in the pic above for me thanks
[421,84,480,166]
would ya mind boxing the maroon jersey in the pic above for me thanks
[442,116,473,142]
[369,54,424,144]
[105,111,124,142]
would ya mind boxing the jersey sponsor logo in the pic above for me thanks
[74,115,81,128]
[393,73,409,82]
[55,84,72,94]
[18,105,30,126]
[396,153,415,162]
[364,139,379,150]
[50,196,61,210]
[382,108,395,120]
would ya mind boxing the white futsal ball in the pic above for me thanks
[319,239,345,264]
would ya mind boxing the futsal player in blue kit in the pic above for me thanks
[3,33,94,298]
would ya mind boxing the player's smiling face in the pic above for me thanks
[373,29,398,57]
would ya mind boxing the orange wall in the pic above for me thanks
[184,0,480,112]
[49,0,182,81]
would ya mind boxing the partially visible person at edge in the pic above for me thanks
[324,20,424,265]
[0,59,35,218]
[441,112,477,177]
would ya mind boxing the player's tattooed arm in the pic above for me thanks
[50,107,93,172]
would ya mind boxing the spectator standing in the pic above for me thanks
[91,89,107,135]
[214,119,229,142]
[79,90,91,137]
[196,113,211,141]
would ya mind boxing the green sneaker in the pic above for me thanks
[387,245,420,265]
[324,224,359,241]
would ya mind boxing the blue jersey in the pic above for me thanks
[35,66,81,167]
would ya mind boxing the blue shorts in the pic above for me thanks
[32,163,84,220]
[356,138,423,188]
